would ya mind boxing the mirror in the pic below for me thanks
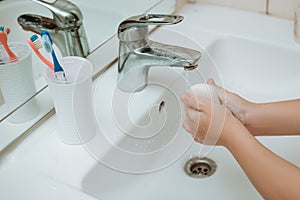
[0,0,177,150]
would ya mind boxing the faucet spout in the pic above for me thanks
[31,0,83,28]
[135,41,200,69]
[17,0,89,57]
[118,41,201,92]
[117,14,201,92]
[17,14,67,56]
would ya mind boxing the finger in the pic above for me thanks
[183,120,195,135]
[207,78,226,104]
[207,78,224,95]
[181,93,206,111]
[207,78,215,85]
[193,135,203,144]
[184,105,202,123]
[183,118,207,144]
[184,121,201,142]
[193,130,206,144]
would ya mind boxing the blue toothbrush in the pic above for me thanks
[40,30,66,82]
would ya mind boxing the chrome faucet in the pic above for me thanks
[117,14,201,92]
[17,0,89,57]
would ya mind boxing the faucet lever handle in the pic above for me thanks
[118,14,183,33]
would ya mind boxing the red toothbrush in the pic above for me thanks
[0,27,18,62]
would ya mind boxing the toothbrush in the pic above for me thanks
[3,27,10,35]
[27,34,54,70]
[40,30,66,82]
[0,26,18,62]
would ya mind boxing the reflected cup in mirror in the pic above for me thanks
[0,42,39,123]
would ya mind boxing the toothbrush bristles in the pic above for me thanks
[0,27,10,35]
[55,71,67,82]
[41,34,53,53]
[4,28,10,35]
[30,34,43,49]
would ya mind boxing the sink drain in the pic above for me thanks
[184,157,217,178]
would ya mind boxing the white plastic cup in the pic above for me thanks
[0,42,39,123]
[44,56,97,145]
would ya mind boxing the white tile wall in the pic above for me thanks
[177,0,300,20]
[195,0,265,13]
[268,0,300,19]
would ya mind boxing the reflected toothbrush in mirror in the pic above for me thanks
[3,27,10,35]
[0,26,18,63]
[27,34,54,70]
[41,30,66,82]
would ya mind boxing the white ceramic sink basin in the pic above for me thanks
[1,4,300,200]
[78,33,300,200]
[207,36,300,103]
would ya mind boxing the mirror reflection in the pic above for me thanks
[0,0,176,150]
[0,0,173,120]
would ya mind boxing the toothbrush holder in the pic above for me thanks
[0,42,39,123]
[44,56,97,145]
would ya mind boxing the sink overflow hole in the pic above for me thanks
[184,157,217,178]
[159,101,165,112]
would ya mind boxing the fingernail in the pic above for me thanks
[181,93,188,102]
[207,78,214,85]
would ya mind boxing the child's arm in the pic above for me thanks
[208,79,300,136]
[181,92,300,200]
[246,99,300,136]
[225,122,300,200]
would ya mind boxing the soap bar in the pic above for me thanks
[190,83,220,104]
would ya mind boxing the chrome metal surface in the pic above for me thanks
[184,157,217,178]
[117,14,201,92]
[17,0,89,57]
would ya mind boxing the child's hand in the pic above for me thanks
[207,78,254,126]
[181,90,242,147]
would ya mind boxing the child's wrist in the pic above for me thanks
[242,102,259,134]
[221,118,248,148]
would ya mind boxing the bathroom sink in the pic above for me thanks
[79,33,300,200]
[206,36,300,103]
[79,65,262,200]
[1,4,300,200]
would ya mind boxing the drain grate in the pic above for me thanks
[184,157,217,178]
